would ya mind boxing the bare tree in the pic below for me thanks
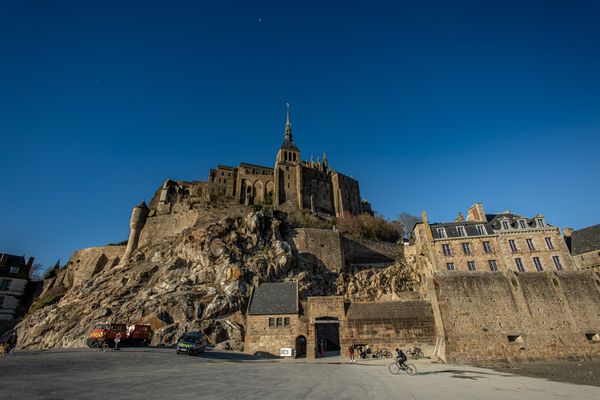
[395,212,421,239]
[29,263,47,281]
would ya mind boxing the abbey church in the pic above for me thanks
[155,105,368,218]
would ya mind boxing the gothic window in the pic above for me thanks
[467,261,476,271]
[483,241,493,253]
[509,239,518,252]
[461,243,471,255]
[545,237,554,250]
[488,260,499,272]
[446,263,455,271]
[553,256,563,271]
[515,258,525,272]
[526,239,535,251]
[442,244,452,256]
[533,257,543,271]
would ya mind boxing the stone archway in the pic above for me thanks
[265,181,274,205]
[295,335,307,358]
[315,317,341,357]
[253,181,264,204]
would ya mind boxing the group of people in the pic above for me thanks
[347,344,407,366]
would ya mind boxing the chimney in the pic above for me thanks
[455,212,465,222]
[26,257,35,268]
[563,227,574,237]
[467,203,487,222]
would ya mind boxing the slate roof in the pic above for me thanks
[429,221,494,239]
[247,282,298,315]
[346,300,433,322]
[486,213,550,230]
[570,224,600,255]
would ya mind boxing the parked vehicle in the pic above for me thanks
[407,346,424,359]
[373,348,393,359]
[86,322,152,350]
[176,332,207,356]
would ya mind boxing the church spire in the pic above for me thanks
[284,102,292,142]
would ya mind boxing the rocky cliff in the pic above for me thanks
[16,210,419,350]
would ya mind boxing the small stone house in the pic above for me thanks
[244,282,306,357]
[565,224,600,271]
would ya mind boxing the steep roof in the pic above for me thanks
[248,282,298,315]
[429,221,494,239]
[570,224,600,255]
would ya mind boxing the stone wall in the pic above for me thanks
[291,228,345,272]
[341,300,436,352]
[66,246,126,288]
[244,314,305,355]
[341,236,400,265]
[431,270,600,364]
[572,250,600,271]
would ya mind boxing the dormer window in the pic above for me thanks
[502,220,510,230]
[537,218,545,227]
[436,228,447,238]
[456,226,466,237]
[476,224,486,235]
[518,220,527,229]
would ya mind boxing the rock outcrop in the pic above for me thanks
[17,210,418,350]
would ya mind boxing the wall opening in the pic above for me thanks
[295,335,307,358]
[585,333,600,342]
[507,335,524,343]
[552,278,559,288]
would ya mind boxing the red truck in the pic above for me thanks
[87,322,152,349]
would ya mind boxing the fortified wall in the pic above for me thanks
[430,270,600,363]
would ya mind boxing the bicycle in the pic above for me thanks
[388,359,417,376]
[407,346,424,359]
[373,348,393,359]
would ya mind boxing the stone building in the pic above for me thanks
[411,203,600,364]
[413,203,575,274]
[152,105,365,218]
[245,282,436,359]
[0,254,34,331]
[564,224,600,271]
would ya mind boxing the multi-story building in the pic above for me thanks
[412,203,575,275]
[0,254,34,328]
[154,105,366,218]
[564,224,600,271]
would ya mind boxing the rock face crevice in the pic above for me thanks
[17,211,418,350]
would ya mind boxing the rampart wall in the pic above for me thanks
[291,228,345,272]
[432,270,600,363]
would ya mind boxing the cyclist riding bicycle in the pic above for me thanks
[395,348,407,367]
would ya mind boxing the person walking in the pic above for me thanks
[348,344,355,361]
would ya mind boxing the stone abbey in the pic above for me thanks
[154,104,367,218]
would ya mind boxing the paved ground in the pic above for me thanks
[1,348,599,400]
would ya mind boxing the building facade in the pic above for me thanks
[245,282,436,359]
[153,105,365,218]
[0,254,34,325]
[565,224,600,271]
[413,203,575,275]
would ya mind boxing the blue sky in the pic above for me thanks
[1,1,599,268]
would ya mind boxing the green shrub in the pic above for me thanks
[28,295,62,314]
[336,213,401,242]
[288,211,334,230]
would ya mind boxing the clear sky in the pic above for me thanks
[1,1,599,268]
